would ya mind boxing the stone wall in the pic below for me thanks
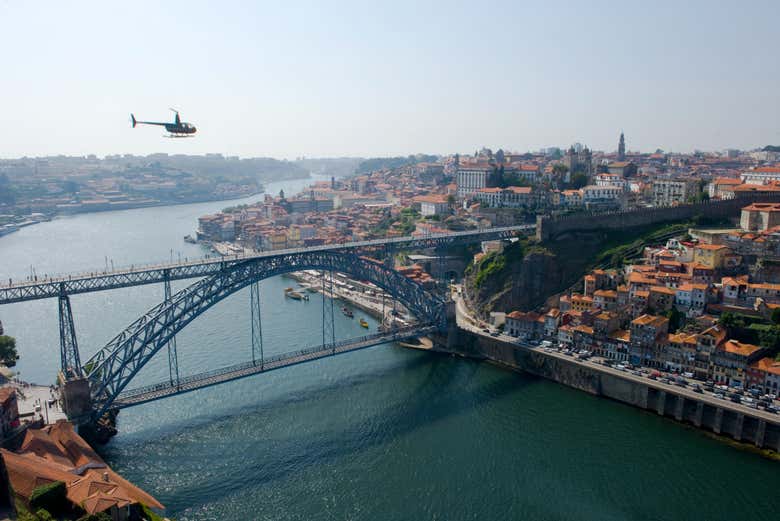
[537,194,780,242]
[436,329,780,452]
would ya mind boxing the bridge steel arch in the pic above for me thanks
[83,250,445,420]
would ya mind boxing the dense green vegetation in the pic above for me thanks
[472,240,527,288]
[719,312,780,358]
[29,482,67,515]
[591,222,689,269]
[15,501,165,521]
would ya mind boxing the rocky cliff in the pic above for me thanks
[464,241,565,317]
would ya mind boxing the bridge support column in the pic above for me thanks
[164,276,180,387]
[250,281,264,367]
[322,270,336,350]
[58,292,82,378]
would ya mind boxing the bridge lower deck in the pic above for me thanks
[111,325,436,409]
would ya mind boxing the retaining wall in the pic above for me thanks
[434,329,780,452]
[536,194,780,242]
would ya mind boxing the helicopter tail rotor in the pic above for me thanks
[130,114,136,128]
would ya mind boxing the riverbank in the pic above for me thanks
[283,271,413,328]
[436,326,780,455]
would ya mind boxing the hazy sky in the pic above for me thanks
[1,1,779,159]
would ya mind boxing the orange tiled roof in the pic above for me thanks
[632,314,669,328]
[722,340,762,357]
[752,357,780,375]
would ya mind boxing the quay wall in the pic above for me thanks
[536,194,780,242]
[432,328,780,452]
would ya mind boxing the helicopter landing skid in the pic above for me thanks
[164,134,195,139]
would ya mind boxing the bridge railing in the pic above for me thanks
[112,324,433,402]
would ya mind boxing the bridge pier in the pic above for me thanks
[59,374,92,420]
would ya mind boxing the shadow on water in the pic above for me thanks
[111,346,445,438]
[103,351,531,509]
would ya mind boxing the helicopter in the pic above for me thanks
[130,109,197,138]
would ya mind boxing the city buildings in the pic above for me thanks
[502,202,780,392]
[652,178,699,206]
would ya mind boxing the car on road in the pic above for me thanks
[489,331,500,337]
[714,393,726,400]
[692,384,703,394]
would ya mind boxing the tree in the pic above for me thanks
[0,335,18,367]
[666,308,684,332]
[771,307,780,325]
[30,481,67,515]
[718,312,745,333]
[759,326,780,351]
[570,173,588,189]
[62,180,80,194]
[446,194,455,206]
[77,513,111,521]
[495,149,505,164]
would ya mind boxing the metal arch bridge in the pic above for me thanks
[81,249,446,422]
[0,224,534,304]
[0,224,532,427]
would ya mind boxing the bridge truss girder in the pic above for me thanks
[84,250,445,420]
[0,225,533,305]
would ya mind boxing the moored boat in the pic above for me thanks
[359,318,369,328]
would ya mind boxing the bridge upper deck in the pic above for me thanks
[0,224,533,304]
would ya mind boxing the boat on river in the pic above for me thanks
[359,318,369,328]
[284,288,307,301]
[342,307,354,318]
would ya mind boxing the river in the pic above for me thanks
[0,175,777,520]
